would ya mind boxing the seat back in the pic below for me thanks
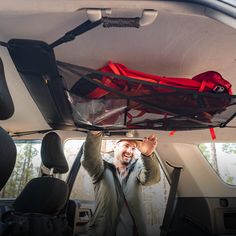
[0,128,16,192]
[0,58,16,192]
[13,132,69,214]
[0,58,14,120]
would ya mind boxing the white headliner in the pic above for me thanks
[0,0,235,142]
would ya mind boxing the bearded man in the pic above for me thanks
[82,131,160,236]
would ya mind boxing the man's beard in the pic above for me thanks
[121,156,132,165]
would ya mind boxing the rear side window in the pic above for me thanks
[199,143,236,185]
[0,140,41,198]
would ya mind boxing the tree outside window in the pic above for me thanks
[199,143,236,185]
[0,141,41,198]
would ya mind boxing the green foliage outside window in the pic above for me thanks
[222,144,236,155]
[0,141,41,198]
[199,143,236,185]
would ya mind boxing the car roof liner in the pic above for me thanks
[1,17,235,133]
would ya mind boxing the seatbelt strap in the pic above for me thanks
[160,162,182,236]
[66,143,84,197]
[111,163,138,235]
[60,143,85,214]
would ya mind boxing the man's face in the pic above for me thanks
[114,140,137,166]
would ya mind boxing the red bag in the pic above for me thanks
[86,61,232,99]
[68,61,234,139]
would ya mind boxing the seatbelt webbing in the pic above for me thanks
[60,143,84,214]
[66,143,84,196]
[160,163,182,236]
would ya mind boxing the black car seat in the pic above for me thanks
[0,128,17,234]
[13,132,69,214]
[0,57,17,234]
[2,132,71,236]
[0,58,16,192]
[0,128,16,194]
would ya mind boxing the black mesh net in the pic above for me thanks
[58,61,236,131]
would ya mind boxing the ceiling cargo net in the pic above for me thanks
[1,9,235,131]
[58,60,236,131]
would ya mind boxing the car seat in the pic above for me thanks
[0,128,16,194]
[0,57,17,234]
[2,132,71,236]
[13,132,69,214]
[0,57,16,192]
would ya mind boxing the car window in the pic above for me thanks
[0,140,41,198]
[199,143,236,185]
[64,138,170,235]
[219,0,236,7]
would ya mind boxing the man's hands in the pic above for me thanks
[136,134,158,157]
[89,131,157,156]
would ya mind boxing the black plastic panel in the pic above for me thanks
[7,39,74,129]
[170,197,236,236]
[0,58,14,119]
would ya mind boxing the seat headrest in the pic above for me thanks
[41,132,68,174]
[0,127,16,190]
[0,58,14,120]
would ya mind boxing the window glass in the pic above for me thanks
[63,139,93,200]
[219,0,236,7]
[0,140,41,198]
[199,143,236,185]
[64,139,170,235]
[63,139,84,176]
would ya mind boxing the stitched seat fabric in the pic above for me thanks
[13,132,69,214]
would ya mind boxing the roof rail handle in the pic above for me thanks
[86,9,103,22]
[87,9,158,27]
[139,9,158,26]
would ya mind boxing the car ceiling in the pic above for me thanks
[0,0,235,142]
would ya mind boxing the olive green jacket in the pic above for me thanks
[82,132,160,236]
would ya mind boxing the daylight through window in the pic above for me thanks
[199,143,236,185]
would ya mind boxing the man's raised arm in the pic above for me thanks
[81,131,104,183]
[136,134,161,186]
